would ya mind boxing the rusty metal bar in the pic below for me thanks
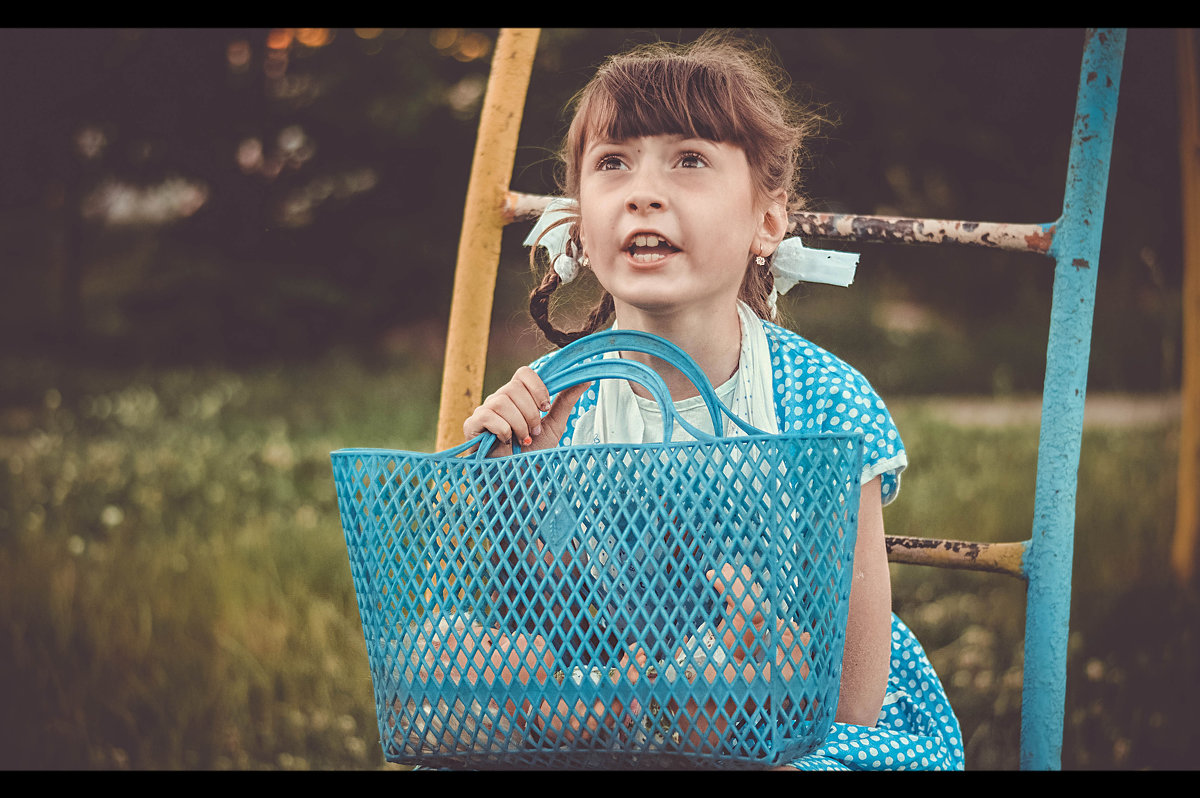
[504,190,1057,254]
[503,190,554,223]
[790,212,1055,254]
[885,535,1028,578]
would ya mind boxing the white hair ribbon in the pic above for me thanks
[769,234,857,289]
[523,198,860,297]
[523,198,582,284]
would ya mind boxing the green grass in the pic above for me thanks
[0,353,1193,769]
[885,404,1195,769]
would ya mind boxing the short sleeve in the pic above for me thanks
[762,323,907,506]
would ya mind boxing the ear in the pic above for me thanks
[753,190,789,256]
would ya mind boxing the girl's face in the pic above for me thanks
[577,134,786,322]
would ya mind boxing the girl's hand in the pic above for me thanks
[709,563,810,683]
[412,616,618,747]
[616,563,814,752]
[462,366,590,456]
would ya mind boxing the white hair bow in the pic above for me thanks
[523,198,583,284]
[765,234,858,316]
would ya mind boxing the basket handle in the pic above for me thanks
[455,330,767,459]
[537,328,765,434]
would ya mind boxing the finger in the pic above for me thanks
[613,652,644,716]
[708,562,738,596]
[531,381,591,448]
[463,392,515,439]
[622,645,650,683]
[481,390,537,447]
[481,389,543,453]
[709,564,742,621]
[711,564,765,623]
[495,379,545,446]
[512,366,552,416]
[709,566,770,671]
[462,367,543,445]
[462,407,514,456]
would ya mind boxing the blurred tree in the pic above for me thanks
[0,28,1183,393]
[0,28,501,364]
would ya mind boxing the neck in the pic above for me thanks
[613,301,743,401]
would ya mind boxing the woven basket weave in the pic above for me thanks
[331,331,862,769]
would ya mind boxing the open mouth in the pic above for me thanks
[625,233,680,264]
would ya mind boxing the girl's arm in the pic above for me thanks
[835,476,892,726]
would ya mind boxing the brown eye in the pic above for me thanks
[596,155,626,171]
[678,152,707,168]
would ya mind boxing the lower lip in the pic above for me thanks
[625,250,677,269]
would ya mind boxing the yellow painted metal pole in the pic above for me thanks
[435,28,540,452]
[1173,28,1200,584]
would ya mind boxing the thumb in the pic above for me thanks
[526,381,591,451]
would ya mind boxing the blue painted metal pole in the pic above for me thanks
[1021,28,1125,770]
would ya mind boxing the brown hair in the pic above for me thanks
[529,31,822,347]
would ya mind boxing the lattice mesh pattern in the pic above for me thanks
[332,432,862,769]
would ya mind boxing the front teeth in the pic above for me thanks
[629,233,672,263]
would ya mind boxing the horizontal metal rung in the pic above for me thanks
[885,535,1027,578]
[791,212,1055,254]
[504,191,1056,255]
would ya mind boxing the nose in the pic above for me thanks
[626,195,664,212]
[624,170,666,213]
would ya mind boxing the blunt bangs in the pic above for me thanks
[584,59,750,147]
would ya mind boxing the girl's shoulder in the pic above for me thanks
[760,319,907,503]
[759,319,883,403]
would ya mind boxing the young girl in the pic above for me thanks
[457,31,964,771]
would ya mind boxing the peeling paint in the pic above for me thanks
[789,212,1058,254]
[1024,226,1056,253]
[1021,26,1124,771]
[885,535,1026,577]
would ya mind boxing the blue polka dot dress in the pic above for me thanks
[538,319,966,771]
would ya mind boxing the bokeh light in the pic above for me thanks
[266,29,294,50]
[295,29,331,48]
[80,178,209,226]
[429,28,492,62]
[226,39,251,72]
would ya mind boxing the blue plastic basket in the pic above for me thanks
[331,330,863,769]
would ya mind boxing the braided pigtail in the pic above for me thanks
[529,270,615,348]
[527,215,615,348]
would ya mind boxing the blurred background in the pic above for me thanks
[0,27,1193,770]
